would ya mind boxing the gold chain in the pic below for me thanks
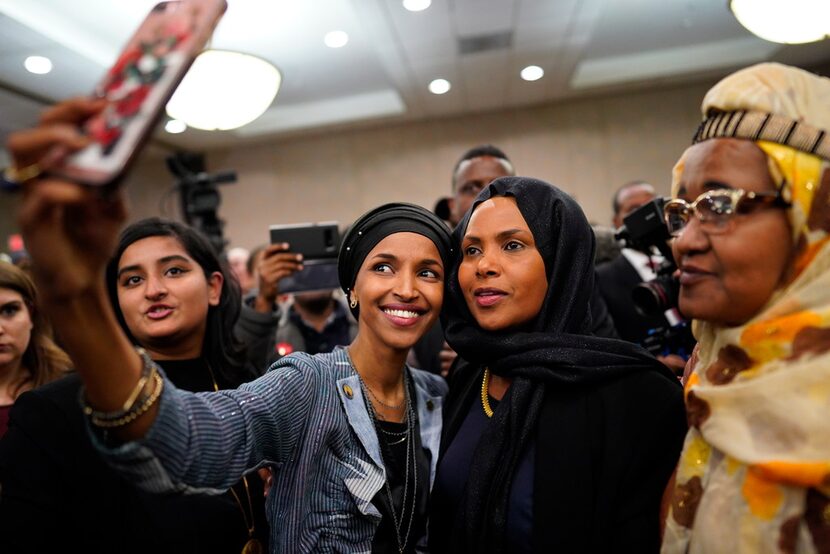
[481,367,494,418]
[228,476,256,538]
[205,363,258,548]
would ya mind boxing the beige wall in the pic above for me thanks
[210,80,711,250]
[1,79,711,252]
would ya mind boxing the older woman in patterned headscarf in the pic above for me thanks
[662,63,830,553]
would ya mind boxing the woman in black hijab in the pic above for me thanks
[429,177,687,553]
[11,97,456,553]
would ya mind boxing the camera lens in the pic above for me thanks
[632,275,679,316]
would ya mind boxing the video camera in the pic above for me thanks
[166,152,236,254]
[614,197,695,362]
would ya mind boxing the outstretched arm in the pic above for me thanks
[13,98,162,440]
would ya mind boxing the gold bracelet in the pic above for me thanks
[3,163,43,184]
[82,347,155,422]
[90,371,164,429]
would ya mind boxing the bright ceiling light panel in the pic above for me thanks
[520,65,544,81]
[730,0,830,44]
[403,0,431,12]
[324,30,349,48]
[166,50,281,131]
[24,55,52,74]
[428,78,451,95]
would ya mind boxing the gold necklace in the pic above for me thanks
[481,367,494,418]
[205,363,263,554]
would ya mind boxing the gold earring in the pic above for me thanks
[349,294,358,309]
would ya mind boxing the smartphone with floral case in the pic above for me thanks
[51,0,226,186]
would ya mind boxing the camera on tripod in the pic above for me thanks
[166,152,236,254]
[614,197,695,363]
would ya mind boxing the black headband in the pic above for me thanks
[338,202,454,317]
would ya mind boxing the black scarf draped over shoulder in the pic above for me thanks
[431,177,675,552]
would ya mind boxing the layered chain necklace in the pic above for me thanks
[348,350,418,554]
[205,363,263,554]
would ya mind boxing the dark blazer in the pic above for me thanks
[0,373,268,553]
[596,254,667,344]
[430,359,687,553]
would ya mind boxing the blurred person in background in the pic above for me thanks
[0,261,70,438]
[226,246,254,296]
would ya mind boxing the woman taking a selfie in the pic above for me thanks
[662,63,830,553]
[0,217,270,552]
[429,177,687,553]
[0,261,70,438]
[9,97,452,553]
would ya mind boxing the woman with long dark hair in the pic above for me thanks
[0,218,269,553]
[0,261,70,437]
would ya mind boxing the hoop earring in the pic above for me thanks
[349,294,358,309]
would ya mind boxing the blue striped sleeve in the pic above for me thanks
[92,354,320,495]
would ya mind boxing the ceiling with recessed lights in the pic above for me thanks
[0,0,827,152]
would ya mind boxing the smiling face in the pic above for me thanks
[350,232,444,352]
[0,287,33,373]
[671,139,794,326]
[459,196,548,331]
[116,236,223,359]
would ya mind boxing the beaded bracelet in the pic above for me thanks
[82,347,164,428]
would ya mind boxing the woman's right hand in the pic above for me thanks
[11,98,127,302]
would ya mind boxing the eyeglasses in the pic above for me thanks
[663,187,790,237]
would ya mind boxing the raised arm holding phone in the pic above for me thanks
[9,89,453,551]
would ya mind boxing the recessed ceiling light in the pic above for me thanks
[165,119,187,134]
[428,78,451,95]
[403,0,431,12]
[24,55,52,74]
[324,30,349,49]
[520,65,544,81]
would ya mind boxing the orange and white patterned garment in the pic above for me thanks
[662,64,830,554]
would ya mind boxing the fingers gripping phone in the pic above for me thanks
[269,222,341,264]
[269,222,341,294]
[51,0,227,187]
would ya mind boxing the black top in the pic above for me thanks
[0,358,269,554]
[436,177,686,552]
[370,379,431,554]
[596,254,668,344]
[288,301,352,355]
[434,393,534,554]
[429,360,687,553]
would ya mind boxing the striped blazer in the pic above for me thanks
[96,347,447,553]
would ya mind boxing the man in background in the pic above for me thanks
[412,145,516,376]
[447,144,515,227]
[235,243,356,373]
[596,181,687,373]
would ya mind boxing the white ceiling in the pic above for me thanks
[0,0,828,152]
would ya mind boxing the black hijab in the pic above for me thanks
[338,202,454,318]
[436,177,671,552]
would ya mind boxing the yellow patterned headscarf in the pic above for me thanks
[663,64,830,554]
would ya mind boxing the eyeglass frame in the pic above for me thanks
[663,187,791,238]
